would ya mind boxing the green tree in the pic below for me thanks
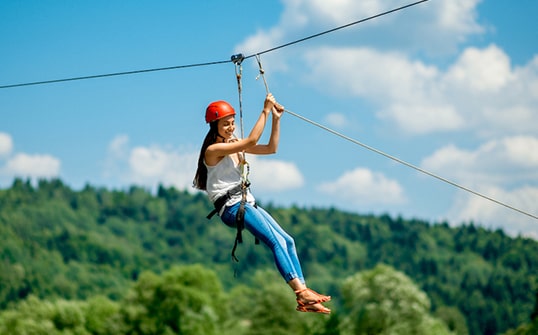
[340,264,454,335]
[226,269,329,335]
[84,296,125,335]
[0,295,89,335]
[435,306,469,335]
[1,179,538,334]
[502,289,538,335]
[121,264,226,335]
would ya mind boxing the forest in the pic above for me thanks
[0,178,537,335]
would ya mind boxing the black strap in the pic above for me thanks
[206,183,259,264]
[206,184,242,219]
[206,209,218,220]
[231,233,241,263]
[231,192,247,262]
[231,199,260,263]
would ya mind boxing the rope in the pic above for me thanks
[233,56,245,141]
[255,54,270,92]
[231,55,250,185]
[1,0,429,89]
[231,55,252,266]
[253,54,538,222]
[284,108,538,221]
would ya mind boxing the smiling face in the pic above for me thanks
[217,115,236,142]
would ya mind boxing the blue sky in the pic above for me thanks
[2,0,537,238]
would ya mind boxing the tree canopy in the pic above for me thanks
[0,178,537,334]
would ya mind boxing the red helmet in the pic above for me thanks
[205,100,235,123]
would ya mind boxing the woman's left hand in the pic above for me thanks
[273,103,284,119]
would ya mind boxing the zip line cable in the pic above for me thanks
[0,0,429,89]
[283,108,538,221]
[253,54,538,222]
[0,60,230,89]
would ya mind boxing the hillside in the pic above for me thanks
[0,178,537,334]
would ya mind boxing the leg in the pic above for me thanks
[247,205,331,313]
[255,206,305,283]
[222,203,330,313]
[222,203,301,282]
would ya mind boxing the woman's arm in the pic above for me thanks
[246,103,284,155]
[205,94,275,160]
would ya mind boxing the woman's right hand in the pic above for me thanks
[263,93,277,113]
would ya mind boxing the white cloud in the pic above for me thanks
[236,0,484,62]
[287,0,483,40]
[105,134,197,190]
[459,53,538,137]
[318,167,405,206]
[108,134,129,159]
[103,136,304,193]
[439,47,538,137]
[3,153,61,178]
[431,0,484,37]
[236,0,535,137]
[447,186,538,239]
[324,113,348,128]
[103,134,130,179]
[0,132,13,157]
[0,134,61,185]
[421,136,538,186]
[234,24,287,73]
[247,156,304,192]
[303,45,538,136]
[421,136,538,237]
[282,0,386,26]
[444,45,513,93]
[127,146,197,190]
[103,135,200,190]
[303,47,464,134]
[232,0,538,238]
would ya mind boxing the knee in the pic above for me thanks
[267,234,288,252]
[284,234,296,249]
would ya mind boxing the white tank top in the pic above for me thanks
[205,155,255,213]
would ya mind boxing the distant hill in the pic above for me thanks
[0,178,536,334]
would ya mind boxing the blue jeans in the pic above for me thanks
[221,202,305,283]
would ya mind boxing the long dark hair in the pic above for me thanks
[193,121,219,190]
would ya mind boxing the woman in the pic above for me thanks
[193,93,331,314]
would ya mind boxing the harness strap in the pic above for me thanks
[206,184,243,219]
[231,192,259,263]
[232,180,247,262]
[206,182,259,263]
[231,191,246,262]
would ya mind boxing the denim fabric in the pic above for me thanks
[221,202,305,283]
